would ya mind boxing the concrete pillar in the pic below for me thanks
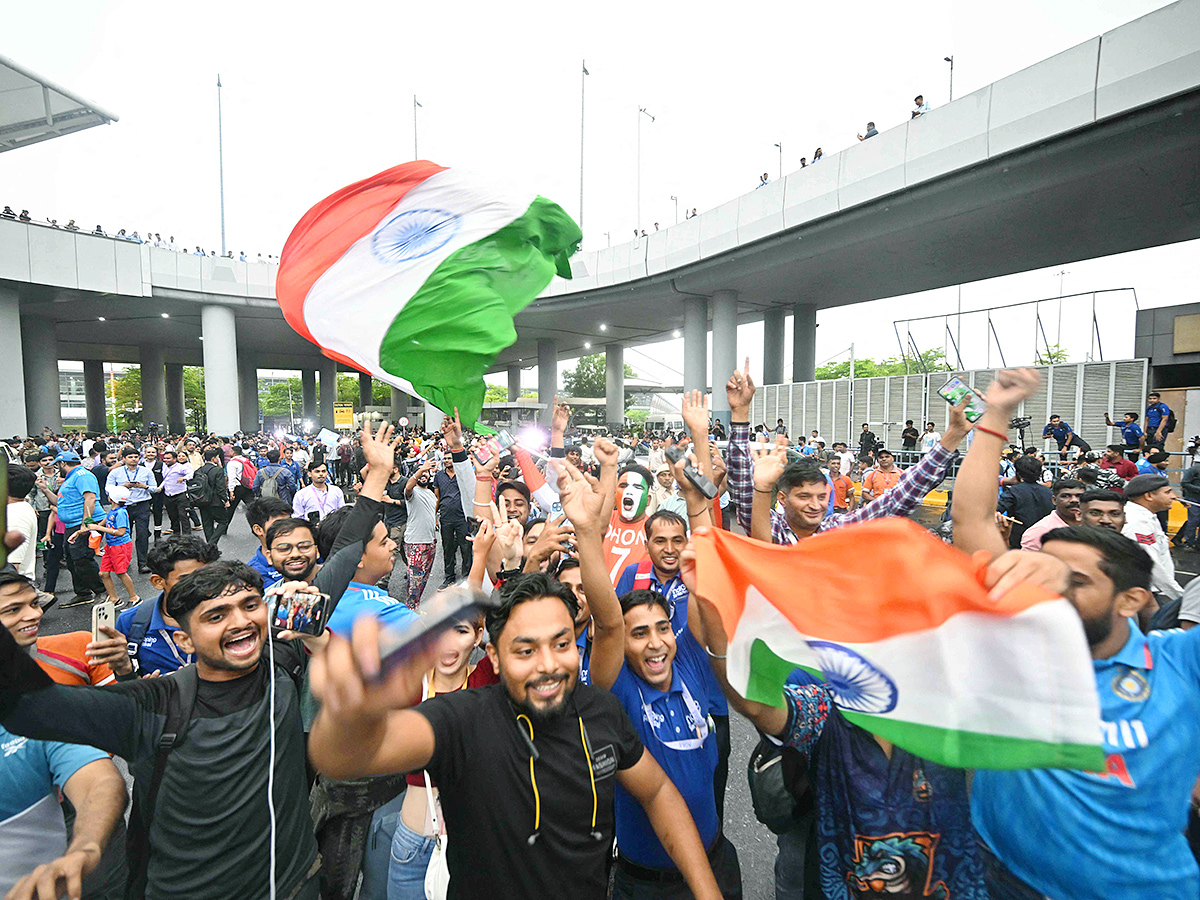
[83,360,107,434]
[358,372,372,408]
[763,308,787,386]
[683,295,707,394]
[238,360,260,434]
[390,387,408,423]
[21,315,62,436]
[301,369,317,424]
[710,290,738,427]
[507,365,522,402]
[537,339,557,427]
[200,305,241,436]
[165,363,186,434]
[605,343,625,428]
[319,358,337,429]
[0,287,26,437]
[140,344,167,434]
[792,303,817,383]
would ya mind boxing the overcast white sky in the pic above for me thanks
[4,0,1197,391]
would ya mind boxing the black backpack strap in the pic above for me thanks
[127,665,198,899]
[125,599,157,671]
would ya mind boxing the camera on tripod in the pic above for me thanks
[1009,417,1032,430]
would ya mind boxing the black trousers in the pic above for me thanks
[125,500,152,567]
[201,504,231,545]
[440,517,472,580]
[163,493,193,534]
[613,834,742,900]
[64,523,105,595]
[228,483,254,519]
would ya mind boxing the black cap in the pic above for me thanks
[1124,474,1169,498]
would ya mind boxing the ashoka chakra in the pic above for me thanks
[808,640,898,714]
[371,208,461,263]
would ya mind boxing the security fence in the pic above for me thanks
[749,359,1148,454]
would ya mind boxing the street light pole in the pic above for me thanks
[1056,269,1069,347]
[944,56,954,102]
[671,195,678,224]
[774,142,782,180]
[637,106,654,233]
[217,75,226,256]
[413,95,423,159]
[580,61,588,233]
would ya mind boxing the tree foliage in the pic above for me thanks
[561,354,638,409]
[483,383,539,404]
[110,365,206,432]
[814,348,951,380]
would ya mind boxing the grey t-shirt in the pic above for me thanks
[405,484,437,544]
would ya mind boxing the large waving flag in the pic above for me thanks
[277,162,581,427]
[693,519,1104,771]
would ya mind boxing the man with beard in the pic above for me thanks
[603,465,655,582]
[1019,478,1085,550]
[0,563,331,900]
[305,573,724,900]
[953,368,1200,900]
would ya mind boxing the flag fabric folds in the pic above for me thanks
[276,161,581,428]
[692,519,1104,771]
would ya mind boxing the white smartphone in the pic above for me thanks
[92,600,116,642]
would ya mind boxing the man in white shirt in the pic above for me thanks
[920,422,942,454]
[292,461,345,522]
[833,441,856,475]
[6,465,39,580]
[912,94,931,117]
[1121,474,1183,617]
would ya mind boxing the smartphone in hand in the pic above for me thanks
[92,600,116,642]
[271,591,329,636]
[937,377,987,422]
[376,585,499,679]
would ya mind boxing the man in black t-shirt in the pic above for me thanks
[308,573,723,900]
[901,420,920,451]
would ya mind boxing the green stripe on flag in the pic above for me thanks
[743,639,1104,772]
[378,197,581,428]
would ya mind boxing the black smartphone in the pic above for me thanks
[663,445,719,499]
[307,511,321,525]
[376,585,500,679]
[271,591,330,636]
[466,516,482,537]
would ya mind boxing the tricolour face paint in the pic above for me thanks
[617,472,649,522]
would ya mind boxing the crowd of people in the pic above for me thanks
[1,360,1199,900]
[0,205,279,263]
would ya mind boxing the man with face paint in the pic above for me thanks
[603,465,655,583]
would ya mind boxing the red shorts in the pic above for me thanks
[100,543,133,573]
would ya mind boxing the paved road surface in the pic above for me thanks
[30,500,1200,899]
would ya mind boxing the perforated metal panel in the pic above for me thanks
[755,360,1145,451]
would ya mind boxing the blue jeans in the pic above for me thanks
[775,809,818,900]
[386,818,437,900]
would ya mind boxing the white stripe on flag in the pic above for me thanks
[302,169,535,379]
[729,586,1100,745]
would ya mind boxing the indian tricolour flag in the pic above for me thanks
[277,161,581,427]
[694,519,1104,771]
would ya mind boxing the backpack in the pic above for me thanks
[260,466,282,499]
[237,457,257,489]
[124,597,158,672]
[1165,407,1178,435]
[184,466,213,506]
[747,732,815,834]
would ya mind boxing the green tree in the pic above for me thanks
[113,367,143,430]
[815,348,951,380]
[561,354,638,409]
[1036,343,1071,365]
[183,367,206,432]
[259,377,305,419]
[483,383,538,404]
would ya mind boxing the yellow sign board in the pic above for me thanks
[333,403,354,429]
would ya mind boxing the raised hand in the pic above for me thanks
[524,514,576,570]
[680,389,710,439]
[751,437,788,492]
[725,356,756,417]
[556,462,608,530]
[551,396,571,434]
[360,420,401,470]
[591,436,619,470]
[982,369,1042,417]
[441,408,464,450]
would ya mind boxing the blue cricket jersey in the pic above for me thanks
[973,622,1200,900]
